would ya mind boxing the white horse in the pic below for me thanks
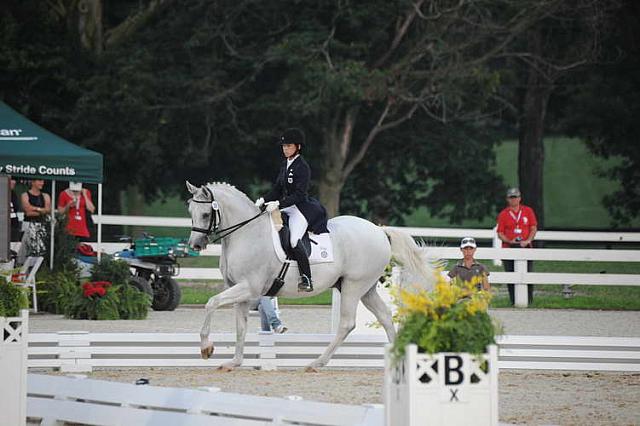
[186,181,437,371]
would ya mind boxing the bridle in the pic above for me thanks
[189,186,266,243]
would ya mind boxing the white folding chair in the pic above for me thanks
[12,256,43,313]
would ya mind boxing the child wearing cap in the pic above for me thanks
[57,181,96,239]
[447,237,490,291]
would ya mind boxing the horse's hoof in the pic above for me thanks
[218,363,235,372]
[200,345,214,359]
[304,366,319,373]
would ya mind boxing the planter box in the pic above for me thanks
[0,309,28,426]
[384,344,498,426]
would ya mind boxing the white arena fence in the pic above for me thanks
[27,373,384,426]
[83,215,640,308]
[27,332,640,373]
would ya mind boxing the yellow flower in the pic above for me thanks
[392,271,493,323]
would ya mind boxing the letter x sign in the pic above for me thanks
[439,354,469,403]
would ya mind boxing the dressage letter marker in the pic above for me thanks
[440,354,470,403]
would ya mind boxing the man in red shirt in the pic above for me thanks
[496,187,538,305]
[57,182,95,240]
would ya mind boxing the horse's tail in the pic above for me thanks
[382,227,443,291]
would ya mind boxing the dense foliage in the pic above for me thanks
[560,1,640,225]
[391,275,498,360]
[63,258,151,320]
[0,0,636,224]
[0,279,29,317]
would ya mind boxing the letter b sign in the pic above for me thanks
[444,355,464,385]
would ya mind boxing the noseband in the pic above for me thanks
[190,186,266,243]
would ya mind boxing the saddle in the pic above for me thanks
[277,213,312,258]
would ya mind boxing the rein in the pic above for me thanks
[190,186,266,243]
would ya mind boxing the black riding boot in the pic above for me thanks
[292,241,313,292]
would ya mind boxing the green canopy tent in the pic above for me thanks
[0,101,105,267]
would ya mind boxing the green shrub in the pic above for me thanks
[91,258,131,285]
[44,214,80,274]
[66,282,120,320]
[116,284,151,319]
[0,280,29,317]
[36,269,79,314]
[60,258,151,320]
[391,275,499,361]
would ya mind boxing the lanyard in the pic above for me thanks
[509,208,522,225]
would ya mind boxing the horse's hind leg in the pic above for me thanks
[305,280,361,372]
[361,285,396,342]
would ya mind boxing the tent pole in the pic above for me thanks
[50,180,56,269]
[97,183,102,261]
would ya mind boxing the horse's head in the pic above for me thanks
[186,180,260,250]
[186,181,218,251]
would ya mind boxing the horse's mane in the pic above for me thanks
[204,181,254,207]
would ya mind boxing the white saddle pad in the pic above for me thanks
[270,217,334,264]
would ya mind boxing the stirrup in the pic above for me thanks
[297,274,313,292]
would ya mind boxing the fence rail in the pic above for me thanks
[28,374,382,426]
[82,244,640,292]
[27,332,640,373]
[94,215,640,242]
[22,215,639,307]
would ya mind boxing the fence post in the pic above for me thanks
[492,227,502,267]
[0,309,28,426]
[58,331,92,373]
[258,331,278,371]
[514,260,528,308]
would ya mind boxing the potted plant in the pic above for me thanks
[385,274,499,426]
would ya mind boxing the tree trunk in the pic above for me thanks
[518,30,552,229]
[76,0,103,54]
[120,185,146,237]
[317,109,357,217]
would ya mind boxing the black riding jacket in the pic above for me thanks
[264,156,328,234]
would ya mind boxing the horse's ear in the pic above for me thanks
[186,181,198,194]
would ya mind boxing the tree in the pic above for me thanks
[229,0,558,216]
[561,0,640,225]
[341,118,505,225]
[2,0,574,225]
[499,0,618,227]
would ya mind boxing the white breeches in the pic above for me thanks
[281,205,308,247]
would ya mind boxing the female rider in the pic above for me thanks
[255,128,328,292]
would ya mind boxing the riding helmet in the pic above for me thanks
[278,128,305,146]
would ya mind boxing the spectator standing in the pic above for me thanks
[448,237,490,291]
[9,178,22,242]
[57,181,95,240]
[18,179,51,263]
[496,187,538,305]
[256,296,287,334]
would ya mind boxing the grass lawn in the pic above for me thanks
[181,286,640,310]
[179,281,640,310]
[405,137,640,229]
[179,284,333,305]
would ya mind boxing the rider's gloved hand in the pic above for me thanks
[254,197,265,208]
[265,200,280,212]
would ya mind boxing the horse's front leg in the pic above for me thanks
[200,283,252,362]
[219,301,250,371]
